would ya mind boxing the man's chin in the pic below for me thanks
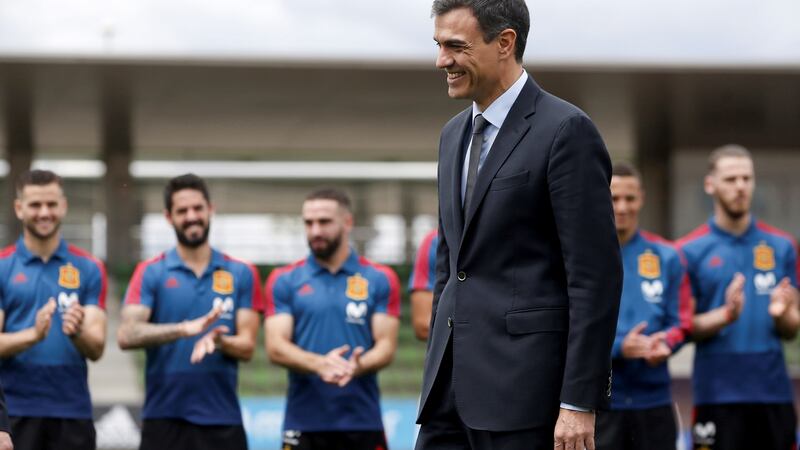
[27,225,59,240]
[447,87,468,99]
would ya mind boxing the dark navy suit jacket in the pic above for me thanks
[418,76,623,431]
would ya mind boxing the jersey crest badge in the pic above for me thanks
[346,273,369,301]
[638,250,661,279]
[753,242,775,271]
[58,263,80,289]
[212,270,234,295]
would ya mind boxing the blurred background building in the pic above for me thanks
[1,1,799,448]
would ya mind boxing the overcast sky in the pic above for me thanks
[1,0,798,67]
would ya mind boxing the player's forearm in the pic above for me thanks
[691,306,731,341]
[117,322,187,349]
[410,291,433,341]
[218,333,256,361]
[354,339,396,376]
[70,326,106,361]
[266,339,323,374]
[0,328,40,358]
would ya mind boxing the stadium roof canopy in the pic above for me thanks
[1,0,798,69]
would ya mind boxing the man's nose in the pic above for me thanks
[186,209,200,221]
[308,222,321,236]
[436,49,452,69]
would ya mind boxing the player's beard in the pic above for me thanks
[175,220,210,248]
[309,233,343,261]
[24,218,61,241]
[718,195,750,221]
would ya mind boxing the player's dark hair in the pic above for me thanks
[708,144,752,174]
[431,0,529,62]
[612,161,642,181]
[305,188,353,213]
[164,173,210,212]
[16,169,63,197]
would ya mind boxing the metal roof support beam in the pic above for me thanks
[2,65,35,242]
[101,67,139,273]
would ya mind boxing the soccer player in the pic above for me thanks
[118,174,263,450]
[595,162,692,450]
[0,169,107,449]
[678,145,800,450]
[408,229,438,341]
[265,188,400,450]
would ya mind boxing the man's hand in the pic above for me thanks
[180,305,222,337]
[336,346,365,387]
[316,345,355,385]
[0,431,12,450]
[769,277,797,318]
[621,321,652,359]
[62,302,85,336]
[643,331,672,366]
[554,408,595,450]
[34,298,58,341]
[723,273,746,322]
[190,325,229,364]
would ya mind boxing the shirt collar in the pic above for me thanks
[708,216,757,240]
[165,247,226,272]
[621,229,642,249]
[15,236,68,264]
[305,247,361,276]
[471,70,528,130]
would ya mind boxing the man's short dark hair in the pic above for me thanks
[708,144,752,174]
[431,0,530,62]
[16,169,63,197]
[164,173,210,212]
[611,161,642,181]
[305,188,353,213]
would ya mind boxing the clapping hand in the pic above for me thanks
[317,345,364,387]
[190,325,230,364]
[181,304,223,337]
[769,277,798,318]
[622,322,672,366]
[62,302,86,337]
[34,298,57,341]
[723,273,746,322]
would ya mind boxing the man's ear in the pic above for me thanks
[14,198,23,221]
[496,28,517,61]
[704,174,714,196]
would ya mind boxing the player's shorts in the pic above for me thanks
[281,429,387,450]
[9,416,96,450]
[140,418,247,450]
[595,405,677,450]
[692,403,796,450]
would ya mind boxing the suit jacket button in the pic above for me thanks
[457,271,466,281]
[447,317,453,328]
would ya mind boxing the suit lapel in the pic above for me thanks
[443,108,472,239]
[461,79,540,240]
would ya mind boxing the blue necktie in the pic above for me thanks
[463,114,488,216]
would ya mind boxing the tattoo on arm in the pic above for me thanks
[118,305,185,349]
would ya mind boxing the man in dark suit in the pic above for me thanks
[416,1,622,449]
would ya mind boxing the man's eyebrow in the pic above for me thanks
[434,37,467,46]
